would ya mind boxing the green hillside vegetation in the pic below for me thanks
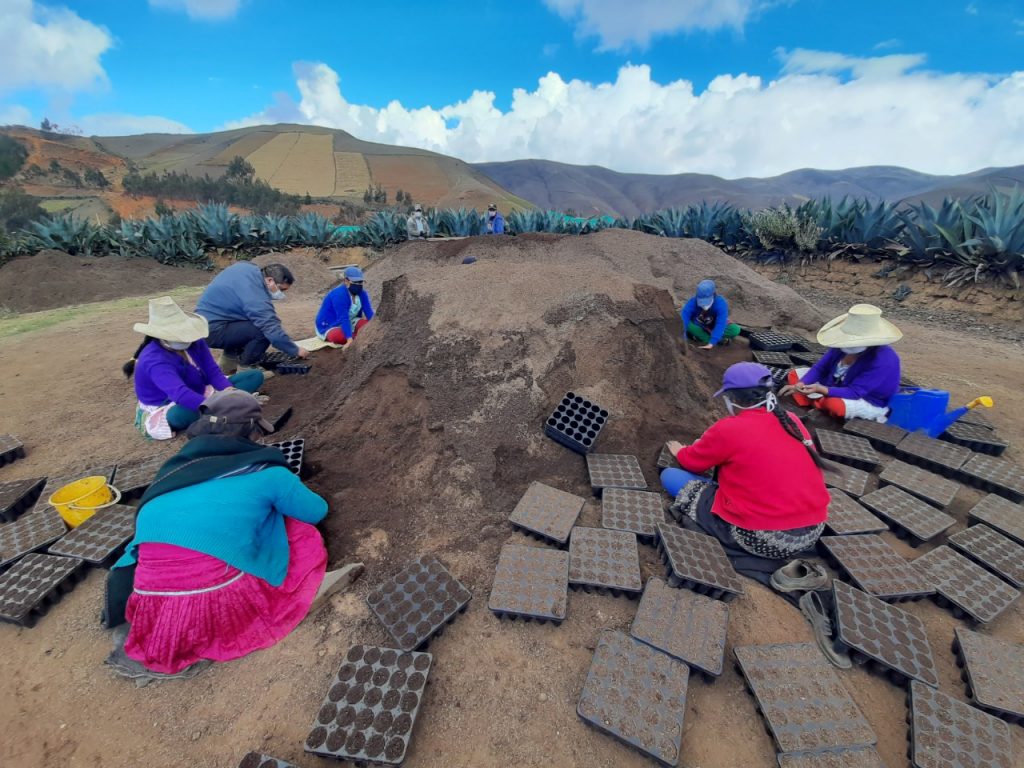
[0,136,28,180]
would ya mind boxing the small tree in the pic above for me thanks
[40,118,56,133]
[154,199,174,217]
[225,155,255,180]
[49,159,62,173]
[395,189,404,203]
[84,168,110,188]
[304,192,312,205]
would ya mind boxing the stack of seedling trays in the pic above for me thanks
[0,476,46,523]
[948,524,1024,587]
[942,419,1008,455]
[0,552,86,627]
[0,435,26,467]
[268,438,305,476]
[892,432,971,477]
[858,486,955,546]
[908,680,1014,768]
[655,523,744,601]
[260,350,310,375]
[567,527,642,598]
[815,430,882,472]
[586,454,646,496]
[47,504,136,568]
[823,489,888,536]
[543,392,608,454]
[879,460,959,509]
[488,543,568,624]
[952,627,1024,725]
[818,535,933,602]
[507,481,584,547]
[912,546,1020,624]
[957,454,1024,502]
[967,494,1024,545]
[749,331,800,352]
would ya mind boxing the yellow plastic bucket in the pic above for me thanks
[48,475,122,528]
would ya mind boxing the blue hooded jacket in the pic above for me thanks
[680,294,730,345]
[315,284,375,337]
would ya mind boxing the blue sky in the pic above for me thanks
[2,0,1023,176]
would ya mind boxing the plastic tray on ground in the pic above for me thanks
[749,331,799,352]
[238,753,303,768]
[508,481,585,547]
[488,543,568,624]
[259,350,300,369]
[769,367,790,389]
[777,748,885,768]
[788,350,824,366]
[630,577,729,678]
[0,509,67,567]
[586,454,647,495]
[268,438,304,476]
[0,476,46,523]
[878,459,959,509]
[857,485,954,546]
[818,534,933,601]
[824,489,888,536]
[656,445,679,470]
[958,453,1024,502]
[791,338,829,355]
[734,643,876,757]
[304,644,432,765]
[655,523,744,601]
[957,408,995,430]
[47,504,136,566]
[32,466,116,515]
[908,680,1014,768]
[544,392,608,454]
[966,494,1024,546]
[0,552,85,627]
[912,545,1019,625]
[953,626,1024,725]
[947,524,1024,588]
[568,527,642,597]
[276,363,311,375]
[0,435,26,467]
[942,420,1008,456]
[601,488,664,543]
[842,419,908,453]
[815,430,881,472]
[823,465,872,498]
[576,630,690,768]
[366,555,471,651]
[892,431,971,476]
[113,456,165,500]
[752,350,793,368]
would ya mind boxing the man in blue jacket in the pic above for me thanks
[485,203,505,234]
[314,265,374,345]
[680,279,741,350]
[196,262,308,372]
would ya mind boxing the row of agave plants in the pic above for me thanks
[6,191,1023,286]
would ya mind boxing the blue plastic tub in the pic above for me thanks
[887,388,950,432]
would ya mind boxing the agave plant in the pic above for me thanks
[24,214,111,257]
[190,203,240,248]
[293,212,340,246]
[361,211,407,248]
[436,208,484,237]
[140,214,208,266]
[962,187,1024,270]
[255,214,296,248]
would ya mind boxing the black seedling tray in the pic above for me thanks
[508,481,584,546]
[842,419,907,453]
[268,438,304,476]
[734,643,876,757]
[858,486,955,546]
[908,680,1014,768]
[113,456,165,500]
[0,435,26,467]
[259,350,300,369]
[893,432,971,475]
[32,466,116,515]
[823,465,871,498]
[631,577,729,677]
[544,392,608,454]
[953,626,1024,724]
[304,644,432,766]
[366,555,471,651]
[655,523,744,600]
[0,509,67,568]
[948,524,1024,588]
[832,580,939,688]
[567,527,642,596]
[488,543,568,623]
[879,459,959,509]
[0,552,85,627]
[277,363,311,375]
[0,477,46,523]
[656,445,679,469]
[791,338,829,355]
[586,454,647,495]
[601,488,664,542]
[958,454,1024,502]
[47,504,136,566]
[238,753,302,768]
[967,494,1024,546]
[824,489,888,536]
[942,420,1007,456]
[957,408,995,429]
[788,350,824,366]
[752,350,793,367]
[912,545,1019,625]
[769,367,790,389]
[750,330,799,352]
[577,630,690,768]
[815,430,881,471]
[818,534,933,601]
[264,405,293,433]
[778,748,885,768]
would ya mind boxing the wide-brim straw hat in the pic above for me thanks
[133,296,209,343]
[817,304,902,348]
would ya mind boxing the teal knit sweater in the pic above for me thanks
[114,466,327,587]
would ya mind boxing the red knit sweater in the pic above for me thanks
[675,409,829,531]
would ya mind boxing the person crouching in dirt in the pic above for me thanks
[484,203,505,234]
[314,266,374,346]
[406,204,430,239]
[779,304,902,422]
[680,279,741,350]
[195,262,309,373]
[125,297,264,440]
[105,391,357,681]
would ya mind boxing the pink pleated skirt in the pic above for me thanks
[124,517,327,674]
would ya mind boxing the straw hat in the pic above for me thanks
[816,304,902,348]
[133,296,209,343]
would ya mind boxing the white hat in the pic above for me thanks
[817,304,902,348]
[133,296,209,343]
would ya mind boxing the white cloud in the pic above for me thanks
[0,104,32,126]
[225,54,1024,178]
[0,0,111,92]
[965,3,979,15]
[148,0,242,21]
[873,38,902,50]
[75,113,192,136]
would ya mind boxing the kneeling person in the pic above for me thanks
[314,266,374,345]
[680,279,741,350]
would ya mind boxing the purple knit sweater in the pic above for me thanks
[134,339,232,411]
[801,345,901,407]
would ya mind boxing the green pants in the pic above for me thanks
[686,321,741,345]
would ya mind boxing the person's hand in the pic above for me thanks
[699,344,714,350]
[295,347,310,359]
[778,383,797,397]
[665,440,684,456]
[796,382,828,396]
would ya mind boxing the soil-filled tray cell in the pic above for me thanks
[942,420,1008,456]
[577,630,689,767]
[824,489,888,536]
[0,435,26,467]
[832,580,938,688]
[0,476,46,523]
[488,544,568,623]
[947,524,1024,588]
[789,350,824,366]
[268,438,305,476]
[631,577,729,677]
[843,419,908,452]
[0,552,85,627]
[276,363,311,375]
[777,747,885,768]
[0,509,67,567]
[238,753,302,768]
[909,680,1014,768]
[815,430,881,472]
[893,432,972,475]
[544,392,608,454]
[823,465,872,498]
[912,545,1019,625]
[655,523,744,599]
[656,445,680,470]
[878,460,959,509]
[819,534,932,601]
[586,454,647,495]
[601,488,664,541]
[47,504,136,565]
[113,456,166,500]
[568,527,642,595]
[858,486,954,545]
[749,330,799,352]
[953,626,1024,723]
[304,643,433,766]
[958,454,1024,502]
[508,481,585,546]
[366,555,472,651]
[734,643,876,756]
[752,350,793,367]
[967,494,1024,546]
[32,466,116,515]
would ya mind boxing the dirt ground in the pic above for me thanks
[0,230,1021,768]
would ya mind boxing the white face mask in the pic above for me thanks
[723,391,777,416]
[840,346,867,355]
[269,289,286,301]
[414,211,422,218]
[163,340,191,351]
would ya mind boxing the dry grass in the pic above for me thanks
[267,133,335,196]
[209,131,275,167]
[333,151,372,196]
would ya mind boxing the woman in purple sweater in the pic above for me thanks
[125,297,264,439]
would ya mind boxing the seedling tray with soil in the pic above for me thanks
[600,488,664,543]
[0,435,26,468]
[857,485,954,546]
[749,330,799,352]
[259,350,301,369]
[815,430,881,472]
[824,489,888,536]
[734,642,876,757]
[842,420,907,453]
[586,454,647,495]
[942,420,1008,456]
[818,534,933,601]
[957,453,1024,502]
[956,408,995,429]
[952,626,1024,725]
[0,552,85,627]
[911,545,1019,625]
[777,747,885,768]
[878,459,959,508]
[655,523,744,601]
[752,350,793,367]
[32,466,116,515]
[238,753,302,768]
[507,481,584,547]
[567,527,642,597]
[947,524,1024,588]
[268,438,304,476]
[0,476,46,523]
[47,504,136,566]
[892,432,971,476]
[0,509,67,568]
[966,494,1024,546]
[655,445,679,469]
[576,630,690,767]
[304,644,432,766]
[908,680,1014,768]
[630,577,729,679]
[791,338,829,355]
[544,392,608,454]
[488,543,568,623]
[789,350,824,366]
[276,363,311,375]
[823,465,872,498]
[113,456,165,500]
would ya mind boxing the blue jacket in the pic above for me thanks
[681,294,730,345]
[485,212,505,234]
[114,465,327,587]
[195,262,299,357]
[315,284,375,337]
